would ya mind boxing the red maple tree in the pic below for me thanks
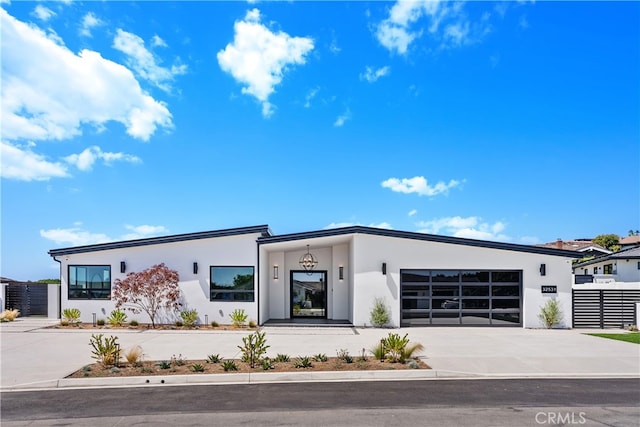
[112,263,181,328]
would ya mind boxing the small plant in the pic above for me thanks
[248,319,257,328]
[359,348,368,362]
[175,320,184,327]
[239,331,270,368]
[62,308,81,325]
[180,309,198,328]
[230,309,248,327]
[313,353,328,362]
[369,297,390,327]
[222,360,238,371]
[0,309,20,322]
[406,360,420,369]
[261,358,275,370]
[140,366,153,374]
[294,356,313,368]
[107,309,128,327]
[380,332,424,363]
[129,319,139,327]
[207,354,221,363]
[158,360,171,369]
[191,363,205,372]
[171,354,186,366]
[337,349,351,361]
[370,341,386,360]
[628,324,639,332]
[211,320,219,327]
[539,299,563,329]
[89,334,119,367]
[60,319,69,326]
[274,353,290,362]
[96,319,106,326]
[124,345,144,366]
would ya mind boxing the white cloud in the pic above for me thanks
[64,146,141,171]
[79,12,103,38]
[113,29,187,92]
[31,5,55,21]
[416,216,510,241]
[217,8,314,117]
[374,0,494,54]
[41,224,168,246]
[408,209,418,217]
[304,87,319,108]
[1,141,69,181]
[151,34,167,48]
[1,9,173,142]
[381,176,461,197]
[360,65,390,83]
[325,221,393,230]
[334,108,351,127]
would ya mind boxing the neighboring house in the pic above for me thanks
[572,246,640,284]
[48,224,581,329]
[619,235,640,251]
[537,239,611,259]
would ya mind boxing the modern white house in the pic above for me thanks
[48,225,581,328]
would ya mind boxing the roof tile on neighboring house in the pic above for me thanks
[619,235,640,246]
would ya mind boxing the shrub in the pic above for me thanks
[274,353,290,362]
[239,331,270,368]
[124,345,144,366]
[129,319,139,327]
[96,319,106,326]
[107,309,128,327]
[369,297,390,327]
[230,309,248,327]
[370,342,386,360]
[211,321,219,327]
[222,360,238,371]
[248,319,257,328]
[191,363,205,372]
[89,334,119,367]
[175,320,184,327]
[628,324,639,332]
[0,309,20,322]
[294,356,313,368]
[180,309,198,328]
[539,299,563,329]
[62,308,81,324]
[380,332,424,363]
[60,319,70,326]
[158,360,171,369]
[313,353,328,362]
[207,354,221,363]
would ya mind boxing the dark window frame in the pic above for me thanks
[209,265,255,302]
[68,265,111,300]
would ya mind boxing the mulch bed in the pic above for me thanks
[67,357,430,378]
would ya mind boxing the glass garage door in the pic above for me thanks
[400,269,522,326]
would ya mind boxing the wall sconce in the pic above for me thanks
[120,261,126,273]
[193,262,198,274]
[382,262,387,275]
[539,263,546,276]
[339,266,344,281]
[273,265,279,280]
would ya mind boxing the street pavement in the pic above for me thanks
[1,318,638,390]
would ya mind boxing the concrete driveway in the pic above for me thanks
[1,318,638,390]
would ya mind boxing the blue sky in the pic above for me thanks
[1,1,638,281]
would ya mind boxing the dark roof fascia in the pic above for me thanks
[257,226,582,258]
[48,225,272,257]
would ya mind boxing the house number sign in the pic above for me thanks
[541,285,557,294]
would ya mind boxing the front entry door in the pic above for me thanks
[291,271,327,318]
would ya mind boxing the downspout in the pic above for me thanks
[256,239,260,326]
[52,255,62,319]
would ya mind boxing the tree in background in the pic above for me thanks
[112,263,181,328]
[628,230,640,236]
[592,234,620,252]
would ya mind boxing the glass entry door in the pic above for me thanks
[291,271,327,318]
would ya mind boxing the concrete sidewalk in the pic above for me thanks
[1,319,638,390]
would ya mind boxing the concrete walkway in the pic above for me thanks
[1,318,638,390]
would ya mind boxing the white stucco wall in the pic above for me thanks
[350,234,575,328]
[53,232,261,325]
[574,258,640,283]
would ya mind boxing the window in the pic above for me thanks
[210,266,254,301]
[603,264,613,275]
[68,265,111,299]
